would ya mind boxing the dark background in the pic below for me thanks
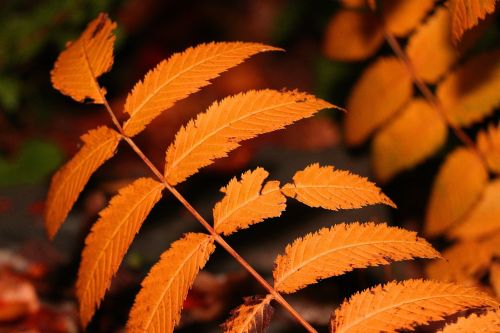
[1,1,495,332]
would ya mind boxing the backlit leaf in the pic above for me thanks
[323,9,383,61]
[77,178,164,327]
[331,279,498,333]
[372,99,447,182]
[274,223,438,293]
[345,57,413,146]
[281,164,395,211]
[51,13,116,103]
[122,42,281,136]
[165,90,335,185]
[425,148,488,237]
[213,168,286,236]
[448,0,496,42]
[127,233,215,333]
[44,126,121,239]
[437,50,500,127]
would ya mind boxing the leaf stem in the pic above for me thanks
[374,11,485,164]
[98,96,317,333]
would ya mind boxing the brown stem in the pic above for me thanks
[374,12,484,163]
[95,91,316,332]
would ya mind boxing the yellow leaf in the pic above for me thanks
[164,90,335,185]
[438,310,500,333]
[77,178,164,327]
[372,99,447,182]
[450,179,500,240]
[448,0,496,42]
[122,42,281,136]
[438,50,500,127]
[213,168,286,236]
[51,13,116,103]
[281,164,395,211]
[382,0,436,37]
[323,9,383,61]
[477,122,500,174]
[331,279,499,333]
[127,233,215,333]
[490,262,500,298]
[273,222,437,293]
[426,241,493,284]
[425,148,487,237]
[44,126,121,239]
[406,7,459,83]
[222,295,274,333]
[345,57,413,146]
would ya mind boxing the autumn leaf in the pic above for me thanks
[273,222,438,293]
[51,13,116,103]
[448,0,496,42]
[164,90,335,185]
[425,148,488,237]
[381,0,436,37]
[323,9,383,61]
[331,279,499,333]
[122,42,281,136]
[437,49,500,127]
[406,7,459,83]
[77,178,164,327]
[344,57,413,146]
[372,99,447,182]
[222,295,274,333]
[281,164,395,211]
[44,127,121,239]
[213,168,286,236]
[127,233,215,333]
[450,179,500,240]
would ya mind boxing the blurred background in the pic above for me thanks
[0,0,498,332]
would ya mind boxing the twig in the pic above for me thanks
[91,77,317,332]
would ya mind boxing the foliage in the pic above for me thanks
[324,1,500,328]
[45,12,500,333]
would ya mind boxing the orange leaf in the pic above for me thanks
[323,9,383,61]
[448,0,496,43]
[406,7,459,83]
[281,164,395,210]
[51,13,116,103]
[450,179,500,240]
[77,178,164,327]
[222,295,274,333]
[382,0,436,37]
[213,168,286,236]
[331,279,499,333]
[122,42,281,136]
[164,90,335,185]
[426,241,493,284]
[344,57,413,146]
[477,121,500,174]
[372,99,447,182]
[438,310,500,333]
[425,148,487,237]
[127,233,215,333]
[44,126,121,239]
[437,49,500,127]
[273,222,438,293]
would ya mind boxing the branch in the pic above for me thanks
[93,82,317,332]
